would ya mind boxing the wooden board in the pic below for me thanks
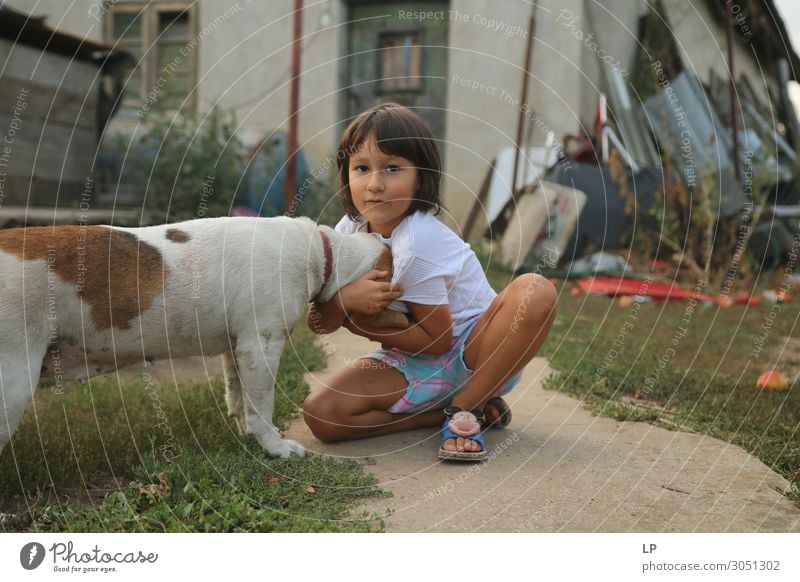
[0,40,101,94]
[0,77,97,129]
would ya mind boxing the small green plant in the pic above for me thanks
[117,107,244,223]
[616,144,772,292]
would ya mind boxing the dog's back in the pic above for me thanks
[0,215,385,457]
[0,217,320,379]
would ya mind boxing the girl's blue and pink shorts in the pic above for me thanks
[365,315,523,414]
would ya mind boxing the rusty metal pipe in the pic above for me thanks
[285,0,303,214]
[510,5,537,202]
[726,3,740,182]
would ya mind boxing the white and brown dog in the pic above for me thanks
[0,216,390,458]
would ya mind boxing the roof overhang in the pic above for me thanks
[0,6,131,66]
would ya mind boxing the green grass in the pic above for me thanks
[472,248,798,505]
[0,325,388,532]
[594,400,663,423]
[539,290,800,507]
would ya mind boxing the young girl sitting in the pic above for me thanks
[304,103,557,461]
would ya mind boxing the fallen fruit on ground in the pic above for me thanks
[757,370,788,391]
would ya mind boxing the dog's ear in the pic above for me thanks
[373,245,393,281]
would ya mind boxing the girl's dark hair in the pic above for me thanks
[336,103,442,219]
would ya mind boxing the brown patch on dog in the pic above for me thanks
[166,228,190,243]
[374,245,394,281]
[0,226,167,330]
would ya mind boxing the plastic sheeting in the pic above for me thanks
[643,71,744,217]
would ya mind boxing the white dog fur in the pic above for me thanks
[0,216,387,458]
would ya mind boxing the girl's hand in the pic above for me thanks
[337,270,403,316]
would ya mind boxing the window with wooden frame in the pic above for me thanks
[106,2,197,112]
[377,30,423,92]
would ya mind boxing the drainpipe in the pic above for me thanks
[285,0,303,214]
[725,3,740,181]
[510,4,537,202]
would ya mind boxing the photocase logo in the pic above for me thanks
[20,542,45,570]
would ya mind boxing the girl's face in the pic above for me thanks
[348,136,419,237]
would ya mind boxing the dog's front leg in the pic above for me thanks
[0,343,46,454]
[221,351,246,435]
[234,331,305,458]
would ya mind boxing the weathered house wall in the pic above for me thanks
[4,0,794,227]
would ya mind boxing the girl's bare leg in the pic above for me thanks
[303,357,442,442]
[444,274,557,452]
[303,273,557,450]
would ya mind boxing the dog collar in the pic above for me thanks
[313,228,333,303]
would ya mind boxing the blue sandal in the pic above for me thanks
[438,408,488,461]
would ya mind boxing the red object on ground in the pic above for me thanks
[757,370,788,391]
[575,276,717,302]
[734,291,762,306]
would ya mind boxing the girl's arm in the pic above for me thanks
[308,270,403,334]
[343,302,453,355]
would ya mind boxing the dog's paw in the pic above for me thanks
[267,438,306,459]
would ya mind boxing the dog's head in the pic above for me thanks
[316,225,391,303]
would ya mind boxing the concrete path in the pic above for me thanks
[285,329,800,532]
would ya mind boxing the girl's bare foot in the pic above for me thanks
[442,399,511,452]
[442,436,483,453]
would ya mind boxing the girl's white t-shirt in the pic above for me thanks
[334,211,496,337]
